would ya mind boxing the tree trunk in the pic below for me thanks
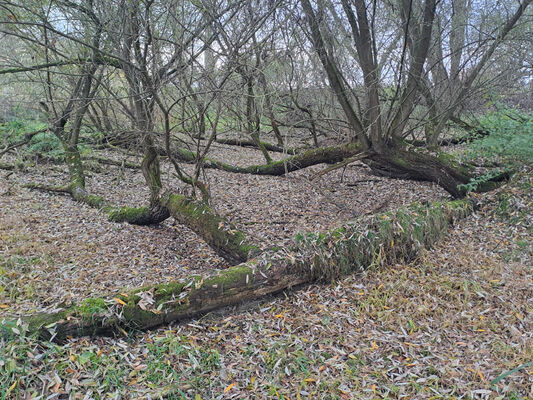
[367,148,471,198]
[198,142,362,176]
[161,193,260,264]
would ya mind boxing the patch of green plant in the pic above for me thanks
[462,107,533,165]
[457,168,508,192]
[26,131,63,159]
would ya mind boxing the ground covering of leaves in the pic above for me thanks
[0,155,531,398]
[0,143,447,316]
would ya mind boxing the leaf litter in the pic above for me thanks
[0,145,531,399]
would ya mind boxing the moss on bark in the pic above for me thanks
[162,193,260,264]
[170,143,362,176]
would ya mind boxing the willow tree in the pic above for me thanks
[300,0,532,197]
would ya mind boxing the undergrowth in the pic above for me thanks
[462,108,533,166]
[457,107,532,192]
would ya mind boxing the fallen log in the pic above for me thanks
[168,142,362,176]
[23,183,254,262]
[7,198,473,342]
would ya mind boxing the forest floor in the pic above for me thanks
[0,143,448,316]
[0,144,531,399]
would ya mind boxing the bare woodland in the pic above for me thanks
[0,0,532,397]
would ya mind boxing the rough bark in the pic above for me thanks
[366,148,510,198]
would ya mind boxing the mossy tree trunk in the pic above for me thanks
[161,192,260,264]
[366,147,471,198]
[169,142,363,176]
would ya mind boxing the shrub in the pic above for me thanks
[463,108,533,165]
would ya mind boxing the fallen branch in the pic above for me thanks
[11,199,473,341]
[167,142,362,176]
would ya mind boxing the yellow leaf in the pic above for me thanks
[113,297,127,306]
[274,313,283,319]
[69,354,77,362]
[7,381,17,393]
[223,383,236,393]
[371,384,376,394]
[0,304,9,309]
[128,379,137,386]
[372,341,379,350]
[391,239,394,247]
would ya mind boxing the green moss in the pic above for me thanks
[164,193,259,263]
[25,309,71,334]
[203,265,254,290]
[84,194,105,208]
[107,206,149,223]
[121,305,163,327]
[77,297,107,316]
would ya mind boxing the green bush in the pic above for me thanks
[1,118,93,160]
[463,108,533,165]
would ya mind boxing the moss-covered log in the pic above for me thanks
[13,198,473,342]
[23,182,169,225]
[105,204,170,225]
[168,142,362,176]
[161,193,260,264]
